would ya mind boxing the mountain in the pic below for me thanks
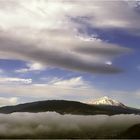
[119,123,140,138]
[87,96,125,107]
[0,99,140,115]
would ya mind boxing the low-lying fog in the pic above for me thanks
[0,112,140,138]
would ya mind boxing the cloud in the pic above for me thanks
[0,0,133,74]
[0,0,139,29]
[74,41,131,56]
[0,76,138,105]
[0,97,18,106]
[49,76,89,88]
[134,90,140,97]
[0,77,32,84]
[105,61,112,65]
[0,76,102,100]
[0,76,138,107]
[0,69,4,74]
[67,0,140,29]
[0,30,129,74]
[0,112,139,138]
[15,62,46,73]
[137,65,140,70]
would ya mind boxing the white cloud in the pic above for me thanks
[49,76,88,88]
[0,77,32,84]
[0,97,18,106]
[0,69,4,74]
[68,0,140,29]
[27,62,46,71]
[15,62,46,73]
[0,0,139,29]
[0,112,139,138]
[134,90,140,97]
[105,61,112,65]
[0,0,133,74]
[137,65,140,70]
[0,76,139,107]
[0,76,102,100]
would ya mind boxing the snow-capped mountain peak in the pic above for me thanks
[87,96,125,107]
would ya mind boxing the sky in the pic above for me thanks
[0,0,140,108]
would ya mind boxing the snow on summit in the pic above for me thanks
[87,96,125,107]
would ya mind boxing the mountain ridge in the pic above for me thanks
[0,99,140,115]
